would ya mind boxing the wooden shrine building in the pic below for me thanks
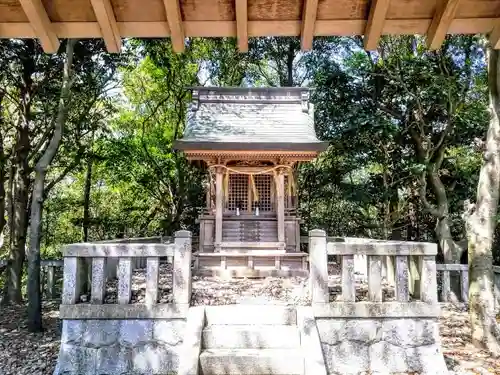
[175,87,327,276]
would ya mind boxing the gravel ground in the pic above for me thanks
[1,269,499,375]
[0,301,60,375]
[96,263,399,305]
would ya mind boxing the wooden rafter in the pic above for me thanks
[235,0,248,52]
[427,0,461,50]
[18,0,59,53]
[364,0,391,51]
[489,23,500,49]
[90,0,121,53]
[163,0,185,52]
[301,0,319,50]
[0,18,497,41]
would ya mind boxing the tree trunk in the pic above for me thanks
[466,45,500,356]
[2,43,36,305]
[82,155,93,242]
[2,125,30,304]
[0,92,7,249]
[435,214,461,262]
[26,39,76,332]
[286,40,294,87]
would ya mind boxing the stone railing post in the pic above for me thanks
[62,256,84,304]
[309,229,329,305]
[173,230,192,306]
[91,257,107,304]
[420,243,438,304]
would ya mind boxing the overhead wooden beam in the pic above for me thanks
[426,0,461,50]
[18,0,59,53]
[364,0,391,51]
[90,0,121,53]
[301,0,319,50]
[235,0,248,52]
[0,18,498,40]
[489,23,500,49]
[163,0,185,52]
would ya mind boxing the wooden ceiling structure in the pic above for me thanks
[1,0,500,54]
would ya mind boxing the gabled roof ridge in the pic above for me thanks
[186,86,311,92]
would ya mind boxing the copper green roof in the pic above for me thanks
[174,87,327,152]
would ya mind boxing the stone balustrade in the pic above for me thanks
[308,229,447,374]
[59,230,192,320]
[0,259,64,300]
[437,263,500,305]
[309,229,439,315]
[54,230,192,375]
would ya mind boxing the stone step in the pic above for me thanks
[221,232,277,236]
[222,228,277,233]
[204,305,296,325]
[220,242,285,249]
[199,348,304,375]
[223,227,276,231]
[223,222,277,227]
[196,251,306,256]
[221,238,280,243]
[202,325,300,349]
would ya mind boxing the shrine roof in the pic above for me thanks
[174,87,328,153]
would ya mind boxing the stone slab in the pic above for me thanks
[195,268,308,278]
[312,301,440,318]
[54,344,98,374]
[297,307,328,375]
[59,303,188,319]
[95,345,131,374]
[153,319,185,346]
[318,317,447,374]
[119,320,153,346]
[177,306,205,375]
[55,318,186,375]
[327,242,437,256]
[204,305,296,325]
[62,243,175,257]
[202,325,300,349]
[199,348,304,375]
[132,342,180,374]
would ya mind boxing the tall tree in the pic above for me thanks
[466,43,500,355]
[26,39,77,331]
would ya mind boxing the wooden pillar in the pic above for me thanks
[205,180,210,210]
[215,167,223,251]
[247,175,252,213]
[277,168,285,244]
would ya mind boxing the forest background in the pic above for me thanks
[0,35,498,336]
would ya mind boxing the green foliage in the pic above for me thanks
[1,35,494,265]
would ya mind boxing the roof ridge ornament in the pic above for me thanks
[301,90,310,113]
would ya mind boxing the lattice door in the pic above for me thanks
[252,174,273,212]
[227,174,248,211]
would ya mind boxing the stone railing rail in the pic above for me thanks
[309,229,440,318]
[436,263,500,305]
[0,259,63,299]
[59,230,192,320]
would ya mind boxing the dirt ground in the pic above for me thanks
[0,276,499,375]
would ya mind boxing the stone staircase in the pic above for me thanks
[222,219,278,243]
[195,219,307,277]
[197,306,307,375]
